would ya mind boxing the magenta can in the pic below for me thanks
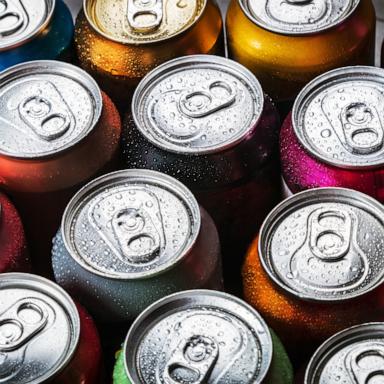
[281,66,384,203]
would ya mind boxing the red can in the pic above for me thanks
[281,66,384,202]
[0,192,29,273]
[0,273,102,384]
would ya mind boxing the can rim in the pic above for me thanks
[0,272,81,383]
[304,322,384,383]
[0,60,102,160]
[237,0,360,36]
[132,54,264,155]
[83,0,208,45]
[123,289,273,383]
[61,169,202,280]
[293,65,384,170]
[258,187,384,303]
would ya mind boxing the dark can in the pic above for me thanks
[0,273,102,383]
[52,170,223,323]
[0,0,74,70]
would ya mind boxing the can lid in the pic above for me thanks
[259,188,384,302]
[0,273,80,383]
[241,0,359,35]
[293,66,384,169]
[133,55,264,155]
[0,61,102,159]
[0,0,55,51]
[84,0,206,44]
[124,290,273,383]
[305,322,384,383]
[62,169,201,279]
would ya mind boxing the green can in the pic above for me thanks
[113,290,293,383]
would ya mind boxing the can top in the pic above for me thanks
[0,61,102,159]
[124,290,273,383]
[259,188,384,302]
[62,169,201,279]
[84,0,206,44]
[0,0,55,51]
[241,0,359,35]
[0,273,80,384]
[133,55,264,155]
[305,322,384,383]
[293,66,384,169]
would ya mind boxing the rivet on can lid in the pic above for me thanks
[124,290,273,383]
[0,0,55,51]
[259,188,384,302]
[0,273,80,383]
[62,169,201,279]
[241,0,359,35]
[0,61,102,159]
[133,55,264,155]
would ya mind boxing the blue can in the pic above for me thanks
[0,0,74,70]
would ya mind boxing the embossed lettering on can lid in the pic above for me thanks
[84,0,206,44]
[0,0,55,51]
[305,322,384,383]
[0,60,102,159]
[293,66,384,169]
[259,188,384,302]
[62,169,201,279]
[241,0,359,35]
[124,290,273,383]
[0,273,80,383]
[133,55,264,155]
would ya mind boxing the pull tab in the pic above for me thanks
[18,80,73,142]
[179,81,237,119]
[345,343,384,384]
[163,335,219,384]
[340,102,384,155]
[127,0,163,33]
[0,0,26,37]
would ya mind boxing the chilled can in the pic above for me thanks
[226,0,376,111]
[243,188,384,361]
[0,0,74,70]
[305,323,384,383]
[0,60,121,276]
[52,170,222,323]
[75,0,223,109]
[0,192,29,273]
[122,55,281,292]
[0,273,102,383]
[281,66,384,203]
[113,290,293,384]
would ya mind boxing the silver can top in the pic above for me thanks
[124,290,273,383]
[0,273,80,383]
[0,0,55,51]
[259,188,384,302]
[294,66,384,169]
[0,61,102,159]
[241,0,359,35]
[305,322,384,383]
[132,55,264,155]
[62,170,201,279]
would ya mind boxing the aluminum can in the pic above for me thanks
[0,60,121,276]
[281,66,384,203]
[305,323,384,383]
[0,0,74,70]
[0,192,29,273]
[122,55,281,292]
[0,273,102,384]
[226,0,376,108]
[243,188,384,360]
[74,0,223,109]
[52,170,223,323]
[113,290,293,384]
